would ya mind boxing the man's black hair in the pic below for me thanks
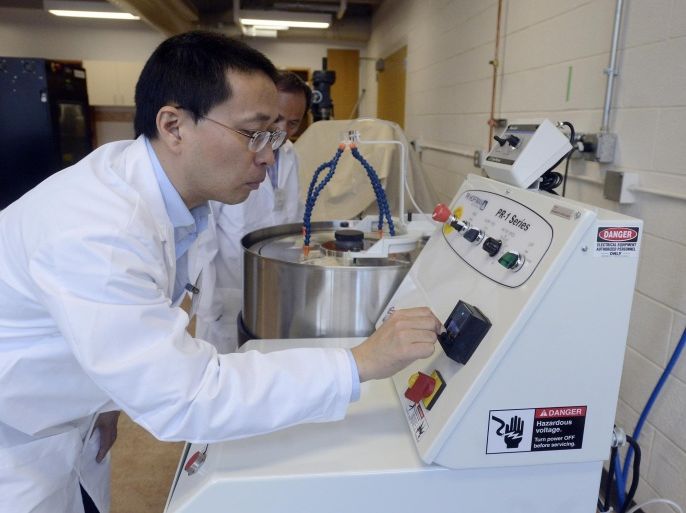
[274,71,312,109]
[134,30,278,138]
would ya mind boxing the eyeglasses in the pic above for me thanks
[201,116,287,152]
[175,106,287,152]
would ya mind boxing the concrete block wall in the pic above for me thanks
[361,0,686,510]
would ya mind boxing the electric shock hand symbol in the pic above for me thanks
[491,415,524,449]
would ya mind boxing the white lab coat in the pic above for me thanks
[0,137,352,513]
[196,140,303,353]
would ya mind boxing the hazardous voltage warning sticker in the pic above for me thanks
[594,224,640,258]
[486,406,586,454]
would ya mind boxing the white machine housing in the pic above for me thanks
[165,174,642,513]
[483,119,572,188]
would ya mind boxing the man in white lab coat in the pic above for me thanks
[0,31,440,513]
[196,71,310,353]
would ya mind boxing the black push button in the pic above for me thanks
[463,227,483,243]
[482,237,502,256]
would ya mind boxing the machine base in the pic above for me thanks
[166,377,602,513]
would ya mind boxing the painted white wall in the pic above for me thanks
[364,0,686,510]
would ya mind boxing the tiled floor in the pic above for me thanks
[111,414,183,513]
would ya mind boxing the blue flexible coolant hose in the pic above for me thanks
[614,325,686,508]
[303,147,344,246]
[350,146,395,235]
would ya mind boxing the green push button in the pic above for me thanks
[498,251,522,270]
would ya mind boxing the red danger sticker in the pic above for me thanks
[595,225,640,257]
[535,406,587,418]
[597,228,639,242]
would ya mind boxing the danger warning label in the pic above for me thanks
[532,406,586,451]
[594,225,640,258]
[486,405,586,454]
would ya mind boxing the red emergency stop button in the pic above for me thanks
[405,372,436,403]
[432,203,452,223]
[432,203,469,233]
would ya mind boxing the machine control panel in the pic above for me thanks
[487,126,533,164]
[492,133,522,150]
[483,119,572,189]
[438,189,553,287]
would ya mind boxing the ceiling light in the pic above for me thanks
[48,10,139,19]
[239,9,331,30]
[44,1,140,20]
[253,25,289,31]
[241,26,279,38]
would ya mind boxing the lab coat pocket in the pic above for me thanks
[0,428,83,513]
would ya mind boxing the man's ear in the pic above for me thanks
[155,106,185,153]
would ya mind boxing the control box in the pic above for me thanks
[382,174,641,468]
[483,119,572,188]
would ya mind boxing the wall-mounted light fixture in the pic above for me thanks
[239,9,331,30]
[44,0,140,20]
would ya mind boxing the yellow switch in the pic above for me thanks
[422,370,446,410]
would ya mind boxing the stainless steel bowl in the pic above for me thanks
[242,221,420,339]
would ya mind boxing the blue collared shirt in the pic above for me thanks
[145,138,209,303]
[145,138,359,401]
[266,149,280,188]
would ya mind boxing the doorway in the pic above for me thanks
[377,45,407,128]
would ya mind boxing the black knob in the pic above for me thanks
[493,135,507,146]
[506,135,521,147]
[463,227,483,243]
[482,237,502,256]
[334,229,364,251]
[450,219,468,233]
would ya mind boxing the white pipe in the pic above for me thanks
[601,0,625,132]
[567,175,686,202]
[567,175,604,186]
[630,186,686,202]
[356,139,406,224]
[418,141,475,159]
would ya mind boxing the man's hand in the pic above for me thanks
[351,307,442,382]
[92,410,121,463]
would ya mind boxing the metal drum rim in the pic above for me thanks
[241,221,414,270]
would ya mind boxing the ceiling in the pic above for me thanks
[0,0,380,42]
